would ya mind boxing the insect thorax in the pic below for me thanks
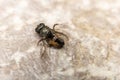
[39,27,54,39]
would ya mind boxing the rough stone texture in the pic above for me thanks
[0,0,120,80]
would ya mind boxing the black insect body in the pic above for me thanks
[35,23,53,39]
[35,23,67,49]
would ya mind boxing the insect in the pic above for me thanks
[35,23,68,49]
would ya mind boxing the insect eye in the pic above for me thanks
[39,23,45,26]
[38,23,45,28]
[35,23,45,33]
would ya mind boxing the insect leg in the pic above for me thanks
[52,24,69,40]
[40,41,47,58]
[37,38,46,46]
[53,24,59,30]
[55,31,69,40]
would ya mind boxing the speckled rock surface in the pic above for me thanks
[0,0,120,80]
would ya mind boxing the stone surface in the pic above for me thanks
[0,0,120,80]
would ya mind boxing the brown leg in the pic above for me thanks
[53,24,69,40]
[40,41,47,58]
[37,38,46,46]
[53,24,59,30]
[55,31,69,40]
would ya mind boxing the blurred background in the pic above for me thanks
[0,0,120,80]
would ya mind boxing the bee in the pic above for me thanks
[35,23,68,49]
